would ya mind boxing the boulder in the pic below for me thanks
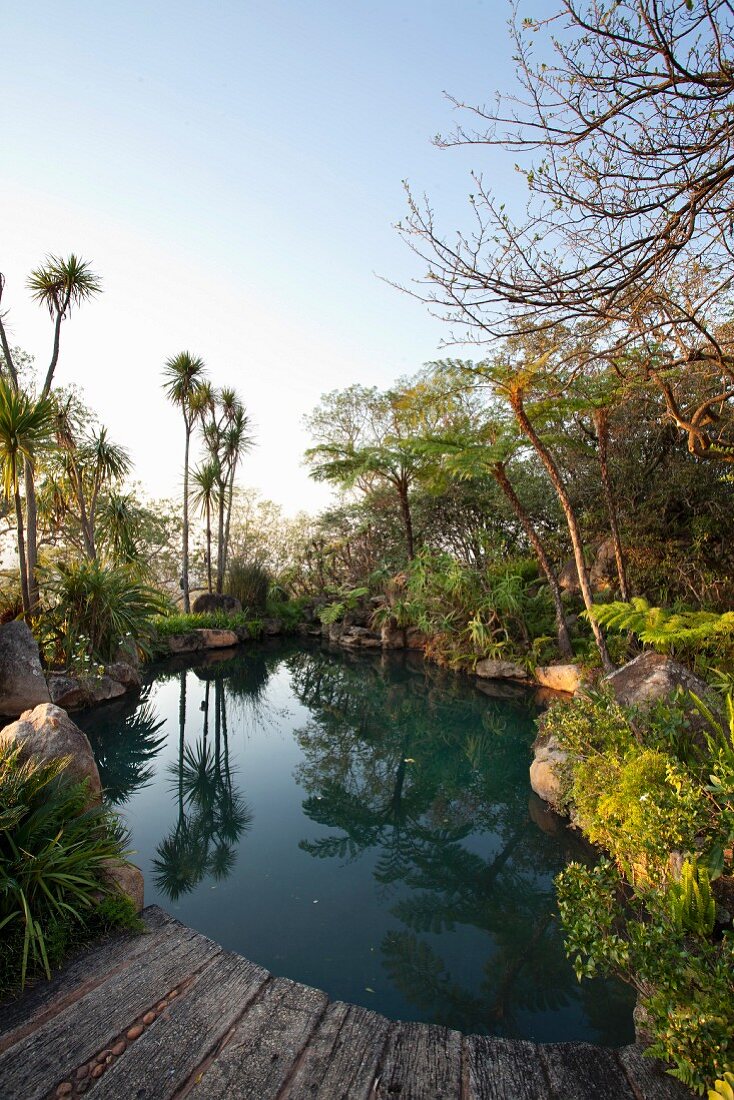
[340,627,382,648]
[105,662,142,691]
[590,537,618,591]
[529,733,568,809]
[558,558,581,595]
[263,619,284,636]
[380,622,406,649]
[405,628,428,651]
[604,651,716,714]
[475,658,529,681]
[0,622,51,716]
[191,593,242,615]
[47,673,93,711]
[534,663,583,694]
[168,631,205,654]
[103,859,144,913]
[88,676,127,704]
[197,629,239,649]
[0,703,102,809]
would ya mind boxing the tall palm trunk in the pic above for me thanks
[23,464,39,611]
[14,483,30,615]
[222,462,236,582]
[593,408,629,601]
[182,423,192,613]
[216,483,226,594]
[510,390,614,673]
[205,497,213,594]
[492,463,573,659]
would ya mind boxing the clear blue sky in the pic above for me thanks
[2,1,540,513]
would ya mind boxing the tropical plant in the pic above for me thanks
[667,859,716,938]
[0,380,55,613]
[224,558,271,615]
[0,741,127,988]
[162,351,208,612]
[41,559,168,665]
[590,599,734,669]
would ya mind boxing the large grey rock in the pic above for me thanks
[590,537,618,591]
[47,673,93,711]
[197,628,239,649]
[475,658,529,681]
[191,592,242,615]
[0,621,51,716]
[0,703,102,808]
[604,651,715,712]
[340,626,382,648]
[105,661,142,691]
[263,618,284,636]
[380,622,406,649]
[558,558,581,595]
[534,663,583,694]
[88,676,127,704]
[168,631,205,654]
[529,733,568,809]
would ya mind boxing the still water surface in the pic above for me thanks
[79,641,634,1044]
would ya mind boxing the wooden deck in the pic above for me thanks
[0,906,693,1099]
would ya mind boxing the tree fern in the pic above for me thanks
[589,599,734,659]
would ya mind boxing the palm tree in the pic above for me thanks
[220,403,253,588]
[0,255,101,608]
[191,460,219,594]
[162,352,208,612]
[0,381,55,613]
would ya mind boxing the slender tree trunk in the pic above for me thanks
[396,478,415,561]
[14,483,31,615]
[206,499,212,593]
[593,408,630,602]
[216,486,225,594]
[223,463,236,580]
[492,463,573,659]
[182,423,191,613]
[23,464,39,610]
[510,390,614,673]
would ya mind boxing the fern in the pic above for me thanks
[667,859,716,938]
[589,599,734,659]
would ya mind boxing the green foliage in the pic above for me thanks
[557,860,733,1095]
[590,599,734,668]
[667,859,716,937]
[318,586,369,626]
[709,1072,734,1100]
[40,559,168,666]
[225,557,272,615]
[153,610,259,637]
[0,742,129,990]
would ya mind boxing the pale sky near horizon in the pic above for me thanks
[2,1,537,516]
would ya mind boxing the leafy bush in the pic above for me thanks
[0,742,131,989]
[557,860,733,1095]
[40,559,168,666]
[590,598,734,670]
[667,859,716,937]
[225,557,271,615]
[153,610,256,637]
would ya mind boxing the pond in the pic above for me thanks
[79,640,635,1044]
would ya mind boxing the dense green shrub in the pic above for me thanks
[152,610,259,637]
[40,559,168,666]
[225,557,271,614]
[557,860,733,1095]
[0,742,132,990]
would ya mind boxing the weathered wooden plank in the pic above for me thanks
[0,906,173,1048]
[464,1036,550,1100]
[284,1001,391,1100]
[539,1042,636,1100]
[89,950,270,1099]
[373,1021,462,1100]
[194,976,328,1098]
[0,922,222,1100]
[618,1044,695,1099]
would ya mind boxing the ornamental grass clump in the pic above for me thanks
[0,741,130,991]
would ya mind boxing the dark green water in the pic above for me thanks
[79,641,634,1044]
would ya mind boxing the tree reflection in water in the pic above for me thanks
[78,684,167,805]
[287,648,632,1041]
[153,671,252,901]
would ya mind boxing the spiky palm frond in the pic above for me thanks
[26,254,101,317]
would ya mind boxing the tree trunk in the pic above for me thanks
[396,477,415,561]
[222,462,236,581]
[23,463,39,611]
[510,390,614,672]
[14,483,31,616]
[216,486,225,594]
[206,498,212,594]
[593,408,630,602]
[492,463,573,659]
[182,423,191,613]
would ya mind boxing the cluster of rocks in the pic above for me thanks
[315,619,428,651]
[528,650,718,811]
